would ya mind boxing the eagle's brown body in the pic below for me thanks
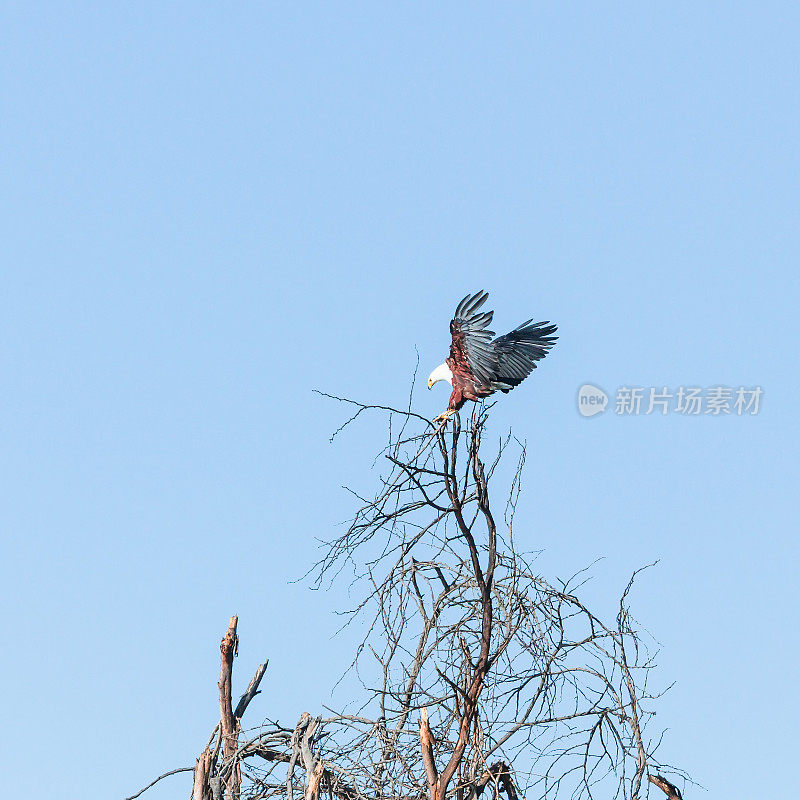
[446,319,493,410]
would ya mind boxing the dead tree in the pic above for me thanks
[127,401,686,800]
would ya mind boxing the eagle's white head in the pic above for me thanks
[428,362,453,390]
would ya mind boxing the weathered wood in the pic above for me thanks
[191,749,213,800]
[286,714,307,800]
[299,714,324,800]
[305,760,325,800]
[419,707,439,800]
[299,714,320,775]
[648,774,683,799]
[218,616,240,800]
[234,659,268,721]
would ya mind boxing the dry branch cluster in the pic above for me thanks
[130,403,684,800]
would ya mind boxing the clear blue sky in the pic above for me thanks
[1,4,797,798]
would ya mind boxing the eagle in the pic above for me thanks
[428,291,558,422]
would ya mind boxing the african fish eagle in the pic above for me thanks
[428,291,558,422]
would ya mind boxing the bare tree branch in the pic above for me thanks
[649,774,683,799]
[131,398,684,800]
[235,660,269,721]
[125,767,194,800]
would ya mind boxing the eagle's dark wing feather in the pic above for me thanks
[489,319,558,391]
[450,291,558,392]
[449,291,497,385]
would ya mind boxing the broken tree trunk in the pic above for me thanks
[189,616,269,800]
[192,749,213,800]
[219,616,240,800]
[648,774,683,799]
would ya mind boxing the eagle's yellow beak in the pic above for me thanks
[428,379,433,389]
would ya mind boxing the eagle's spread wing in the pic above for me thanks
[449,291,558,392]
[490,319,558,390]
[449,292,496,386]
